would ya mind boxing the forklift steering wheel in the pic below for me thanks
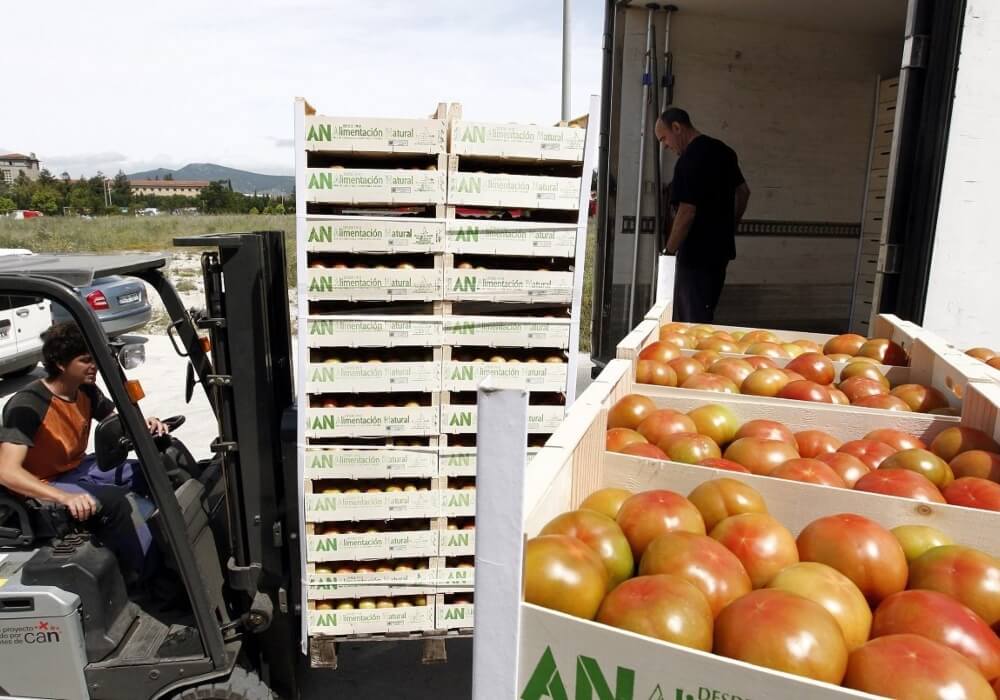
[161,415,186,433]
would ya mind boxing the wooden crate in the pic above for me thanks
[441,315,571,349]
[305,168,446,206]
[444,261,574,305]
[305,262,444,303]
[444,219,577,257]
[304,315,444,348]
[303,216,446,254]
[440,346,568,393]
[449,114,585,163]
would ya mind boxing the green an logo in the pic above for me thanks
[443,533,470,547]
[312,538,338,553]
[308,172,333,189]
[459,125,486,143]
[453,276,477,292]
[315,612,338,626]
[309,225,333,242]
[449,412,473,427]
[451,366,475,381]
[311,367,338,382]
[521,647,635,700]
[445,493,472,508]
[444,607,466,621]
[449,322,476,335]
[454,227,479,242]
[309,415,336,431]
[307,124,333,141]
[455,176,482,194]
[308,277,334,293]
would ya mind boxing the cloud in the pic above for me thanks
[270,138,295,149]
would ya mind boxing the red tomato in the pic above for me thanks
[638,532,752,617]
[852,395,913,411]
[710,513,798,588]
[714,589,848,683]
[606,427,647,453]
[931,427,1000,463]
[697,457,751,474]
[854,469,946,503]
[858,338,908,366]
[707,358,755,386]
[872,589,1000,680]
[579,488,633,520]
[891,383,952,412]
[816,452,872,488]
[777,379,832,403]
[691,350,721,368]
[786,352,836,385]
[744,355,779,370]
[607,394,657,430]
[524,534,608,619]
[865,428,926,452]
[966,347,998,362]
[638,340,682,364]
[734,419,796,446]
[660,331,696,350]
[951,450,1000,482]
[697,336,740,354]
[909,546,1000,628]
[845,635,995,699]
[823,333,866,357]
[828,388,851,405]
[891,525,955,563]
[742,330,779,345]
[723,438,800,476]
[636,409,697,445]
[771,458,847,488]
[740,368,791,397]
[658,433,722,464]
[839,361,891,388]
[616,490,706,560]
[880,448,955,488]
[686,404,740,446]
[797,513,908,605]
[839,376,890,403]
[619,442,670,461]
[681,373,739,394]
[794,430,842,458]
[596,574,714,650]
[943,477,1000,511]
[838,438,898,470]
[667,357,706,385]
[636,359,678,387]
[540,510,635,589]
[686,477,768,532]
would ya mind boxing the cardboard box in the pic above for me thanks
[304,490,440,523]
[306,267,443,302]
[450,121,584,162]
[438,528,476,557]
[442,316,571,349]
[436,565,475,593]
[305,316,443,348]
[441,361,568,392]
[444,220,577,257]
[441,404,564,435]
[308,603,434,636]
[306,528,440,562]
[435,600,475,631]
[439,447,541,477]
[440,488,477,518]
[447,172,581,210]
[306,566,438,600]
[304,217,445,253]
[304,448,439,480]
[306,168,445,205]
[306,407,439,439]
[444,268,573,304]
[306,361,441,393]
[304,115,446,154]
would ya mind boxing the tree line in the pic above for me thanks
[0,170,294,216]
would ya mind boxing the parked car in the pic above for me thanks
[0,249,49,378]
[51,275,153,337]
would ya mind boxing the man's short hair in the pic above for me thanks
[40,322,90,377]
[659,107,693,128]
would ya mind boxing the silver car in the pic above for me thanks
[51,275,152,337]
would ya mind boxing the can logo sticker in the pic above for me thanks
[0,621,62,646]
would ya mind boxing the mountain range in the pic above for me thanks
[127,163,294,196]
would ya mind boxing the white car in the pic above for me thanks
[0,249,51,378]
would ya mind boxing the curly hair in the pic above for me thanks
[40,322,91,377]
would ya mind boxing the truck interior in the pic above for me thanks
[592,0,967,370]
[0,232,301,700]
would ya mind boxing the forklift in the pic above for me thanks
[0,232,302,699]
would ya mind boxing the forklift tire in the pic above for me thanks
[173,667,276,700]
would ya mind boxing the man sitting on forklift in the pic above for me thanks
[0,321,166,583]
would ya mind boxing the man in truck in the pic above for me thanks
[655,108,751,323]
[0,321,165,583]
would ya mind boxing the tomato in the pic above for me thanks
[540,510,635,589]
[523,534,609,619]
[723,438,800,476]
[931,427,1000,463]
[771,458,847,488]
[658,432,722,464]
[838,438,898,469]
[768,562,872,651]
[744,355,779,370]
[596,574,713,650]
[816,452,871,488]
[638,532,751,617]
[786,353,836,385]
[890,383,952,412]
[698,457,751,474]
[638,340,683,364]
[853,395,913,411]
[794,340,823,353]
[988,357,1000,370]
[734,419,796,446]
[891,525,955,563]
[782,369,806,383]
[740,368,791,397]
[714,589,848,683]
[826,353,854,362]
[616,490,706,560]
[607,394,657,430]
[858,338,908,366]
[839,376,890,403]
[853,469,946,503]
[681,373,739,394]
[824,333,867,357]
[845,634,995,699]
[636,359,678,387]
[880,448,955,488]
[697,336,740,354]
[710,513,798,588]
[828,388,850,405]
[951,450,1000,482]
[619,442,669,460]
[797,513,908,605]
[667,357,706,385]
[579,487,634,520]
[782,343,806,359]
[777,380,833,403]
[966,348,998,362]
[742,330,780,345]
[865,428,926,452]
[943,477,1000,511]
[692,350,721,368]
[660,322,691,337]
[686,404,740,445]
[744,341,789,359]
[909,546,1000,628]
[686,477,768,532]
[707,358,755,386]
[660,331,697,349]
[606,427,647,453]
[872,589,1000,679]
[794,430,842,458]
[839,361,891,388]
[636,409,697,444]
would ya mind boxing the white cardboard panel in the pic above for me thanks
[305,316,443,348]
[306,568,437,600]
[439,447,541,477]
[439,528,476,557]
[437,601,475,631]
[444,220,577,257]
[306,407,439,438]
[305,168,445,205]
[444,269,573,303]
[450,121,585,161]
[447,172,581,210]
[304,491,440,522]
[308,605,435,636]
[306,529,440,562]
[304,447,438,480]
[305,361,441,393]
[304,217,445,253]
[441,404,565,435]
[304,115,446,154]
[305,268,443,302]
[442,316,571,348]
[442,361,568,392]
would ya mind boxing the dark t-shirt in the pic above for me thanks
[0,380,115,480]
[670,135,745,266]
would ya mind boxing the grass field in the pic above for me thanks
[0,214,597,352]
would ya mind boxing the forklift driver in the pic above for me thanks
[0,322,166,583]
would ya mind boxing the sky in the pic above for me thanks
[2,1,604,178]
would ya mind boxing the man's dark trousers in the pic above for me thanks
[673,260,728,323]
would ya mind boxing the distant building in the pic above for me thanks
[0,153,41,183]
[130,179,210,198]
